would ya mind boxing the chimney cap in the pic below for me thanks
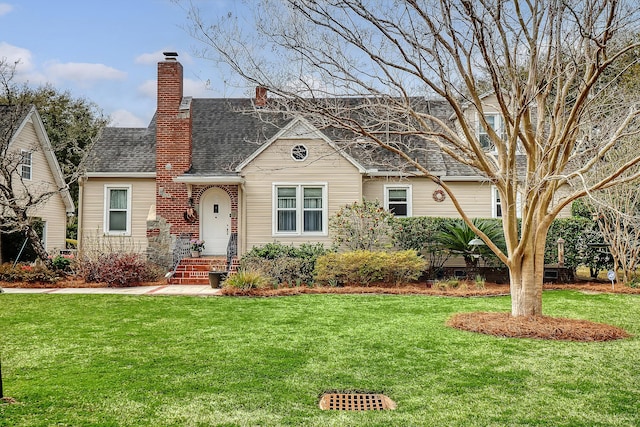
[163,52,179,60]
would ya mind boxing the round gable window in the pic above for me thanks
[291,144,308,161]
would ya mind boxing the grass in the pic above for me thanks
[0,291,638,426]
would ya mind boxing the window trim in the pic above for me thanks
[272,182,328,236]
[103,184,132,235]
[20,149,32,180]
[492,185,521,219]
[384,184,412,217]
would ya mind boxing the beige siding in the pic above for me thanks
[241,138,362,252]
[10,119,69,251]
[363,177,495,218]
[79,177,155,253]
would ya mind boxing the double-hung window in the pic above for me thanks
[104,185,132,235]
[20,150,32,180]
[478,114,505,151]
[492,186,522,219]
[274,184,327,235]
[384,185,412,217]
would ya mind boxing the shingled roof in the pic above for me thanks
[87,117,156,173]
[0,104,32,145]
[88,96,486,179]
[188,98,285,176]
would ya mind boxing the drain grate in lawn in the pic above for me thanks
[319,392,396,411]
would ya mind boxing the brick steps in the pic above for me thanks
[168,256,239,285]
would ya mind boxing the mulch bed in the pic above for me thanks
[0,278,166,289]
[220,281,640,297]
[447,312,631,342]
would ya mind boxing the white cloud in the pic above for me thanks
[135,50,194,65]
[45,62,126,85]
[0,42,48,85]
[109,109,147,128]
[133,48,193,65]
[135,50,166,65]
[184,77,211,97]
[0,42,34,71]
[0,3,13,16]
[138,77,212,99]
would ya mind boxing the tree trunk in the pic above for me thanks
[509,233,546,317]
[26,227,53,269]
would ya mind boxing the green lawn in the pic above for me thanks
[1,291,638,426]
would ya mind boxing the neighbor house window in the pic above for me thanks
[104,185,132,235]
[20,150,32,180]
[492,186,522,218]
[274,183,327,235]
[478,114,505,150]
[384,185,412,217]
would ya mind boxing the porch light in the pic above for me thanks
[468,237,485,247]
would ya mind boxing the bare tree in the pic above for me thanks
[583,138,640,284]
[184,0,640,316]
[592,189,640,284]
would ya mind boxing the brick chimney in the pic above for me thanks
[155,52,194,234]
[255,86,267,107]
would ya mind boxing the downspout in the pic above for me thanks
[77,177,85,258]
[240,182,247,255]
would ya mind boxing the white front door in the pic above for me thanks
[200,187,231,255]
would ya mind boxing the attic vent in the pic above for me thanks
[319,392,396,411]
[291,144,308,161]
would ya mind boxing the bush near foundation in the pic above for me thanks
[0,262,60,283]
[79,252,162,287]
[314,250,426,286]
[241,242,332,285]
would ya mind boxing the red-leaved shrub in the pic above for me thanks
[80,253,162,287]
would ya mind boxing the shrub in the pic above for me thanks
[392,216,457,277]
[545,217,596,271]
[314,250,426,286]
[434,277,463,290]
[241,242,332,286]
[222,269,270,290]
[51,254,75,273]
[0,262,59,283]
[329,199,394,250]
[392,216,453,250]
[388,250,429,284]
[79,253,162,287]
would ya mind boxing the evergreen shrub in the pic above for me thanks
[314,250,426,286]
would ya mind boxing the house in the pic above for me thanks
[78,53,557,278]
[0,105,74,261]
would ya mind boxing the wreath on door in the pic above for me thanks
[432,188,446,203]
[183,206,198,223]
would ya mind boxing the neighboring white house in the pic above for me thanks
[0,105,74,260]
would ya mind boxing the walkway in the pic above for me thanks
[1,285,222,296]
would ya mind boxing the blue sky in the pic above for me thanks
[0,0,248,127]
